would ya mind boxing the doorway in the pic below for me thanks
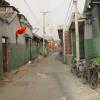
[2,37,8,73]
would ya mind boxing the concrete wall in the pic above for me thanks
[0,13,38,74]
[84,5,100,58]
[84,20,93,58]
[92,5,100,57]
[66,5,100,62]
[93,37,100,56]
[92,5,100,38]
[8,44,37,71]
[66,23,86,64]
[0,16,24,43]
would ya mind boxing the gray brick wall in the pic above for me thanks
[92,5,100,38]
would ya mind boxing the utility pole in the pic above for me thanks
[73,0,80,65]
[40,12,48,56]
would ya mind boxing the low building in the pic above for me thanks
[0,0,39,74]
[87,0,100,57]
[63,0,100,64]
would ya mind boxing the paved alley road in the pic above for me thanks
[0,52,100,100]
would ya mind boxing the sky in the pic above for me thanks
[6,0,86,40]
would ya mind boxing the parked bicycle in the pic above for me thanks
[71,58,77,74]
[71,58,85,77]
[90,57,100,89]
[71,56,100,89]
[81,58,93,84]
[76,59,86,77]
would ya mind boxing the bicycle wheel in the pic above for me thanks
[90,71,98,89]
[76,67,81,77]
[71,64,74,73]
[71,64,77,74]
[81,69,88,84]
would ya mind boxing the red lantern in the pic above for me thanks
[48,42,52,48]
[16,25,27,35]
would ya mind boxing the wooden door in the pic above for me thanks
[2,37,8,72]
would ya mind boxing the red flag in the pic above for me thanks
[16,25,27,35]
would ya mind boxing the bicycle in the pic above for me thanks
[81,58,93,84]
[71,58,85,77]
[90,57,100,89]
[71,58,77,74]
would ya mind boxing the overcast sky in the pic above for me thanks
[6,0,86,40]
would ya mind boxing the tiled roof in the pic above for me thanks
[0,0,10,6]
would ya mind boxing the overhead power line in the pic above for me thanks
[64,0,73,25]
[66,5,74,25]
[23,0,42,27]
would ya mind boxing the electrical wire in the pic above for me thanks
[63,0,73,25]
[64,0,81,26]
[65,4,74,25]
[24,0,58,40]
[11,0,42,28]
[64,0,73,25]
[23,0,42,28]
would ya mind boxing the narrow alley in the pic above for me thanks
[0,53,100,100]
[0,0,100,100]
